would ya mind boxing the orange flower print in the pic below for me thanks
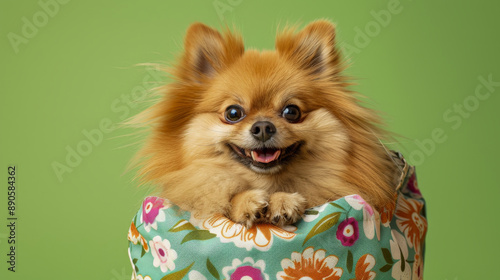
[380,194,397,226]
[276,247,343,280]
[395,196,427,253]
[127,222,149,252]
[201,214,296,251]
[351,254,376,280]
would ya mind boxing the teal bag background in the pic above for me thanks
[1,0,499,279]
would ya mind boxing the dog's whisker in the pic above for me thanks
[190,143,219,147]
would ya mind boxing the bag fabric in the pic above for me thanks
[128,154,427,280]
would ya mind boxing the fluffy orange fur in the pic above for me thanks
[130,20,397,227]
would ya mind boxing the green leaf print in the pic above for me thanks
[181,230,216,244]
[329,202,345,211]
[380,263,393,272]
[206,258,220,280]
[303,212,341,245]
[381,247,394,264]
[169,219,197,232]
[160,262,194,280]
[347,250,353,273]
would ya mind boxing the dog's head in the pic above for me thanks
[173,21,355,176]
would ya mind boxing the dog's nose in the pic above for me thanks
[250,121,276,142]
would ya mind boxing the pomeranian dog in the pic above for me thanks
[131,20,398,228]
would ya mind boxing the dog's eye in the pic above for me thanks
[282,105,301,123]
[224,105,246,123]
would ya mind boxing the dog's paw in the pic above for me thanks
[266,192,307,227]
[229,189,268,228]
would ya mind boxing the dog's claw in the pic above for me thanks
[230,189,269,228]
[266,192,307,226]
[272,216,280,225]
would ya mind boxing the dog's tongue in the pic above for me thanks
[251,148,281,163]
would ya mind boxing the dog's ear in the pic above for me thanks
[179,23,244,82]
[276,20,342,78]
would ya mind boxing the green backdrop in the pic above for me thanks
[1,0,499,279]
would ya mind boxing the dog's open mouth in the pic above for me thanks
[227,142,302,171]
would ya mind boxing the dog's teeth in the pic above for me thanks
[245,149,251,157]
[251,150,257,161]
